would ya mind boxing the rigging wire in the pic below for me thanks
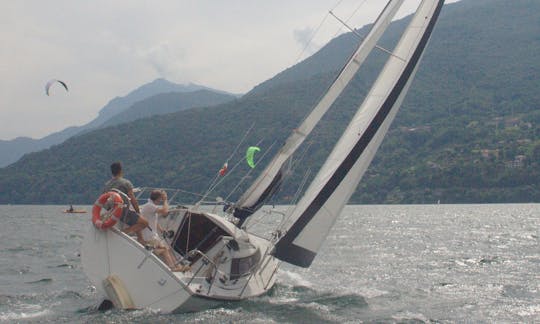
[241,139,314,231]
[330,0,370,39]
[329,9,406,62]
[294,0,370,64]
[195,123,256,207]
[228,1,377,217]
[288,0,380,138]
[293,15,329,64]
[291,168,312,206]
[288,142,315,203]
[273,168,312,236]
[293,0,347,64]
[226,123,256,164]
[245,159,313,234]
[264,139,314,207]
[224,141,277,203]
[208,138,266,197]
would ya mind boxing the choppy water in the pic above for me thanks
[0,204,538,323]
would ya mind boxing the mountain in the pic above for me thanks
[0,79,237,167]
[1,0,539,204]
[101,90,237,128]
[87,78,237,129]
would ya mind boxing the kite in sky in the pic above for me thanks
[45,79,68,96]
[246,146,260,168]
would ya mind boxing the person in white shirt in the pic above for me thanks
[141,190,189,272]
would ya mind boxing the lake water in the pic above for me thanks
[0,204,538,323]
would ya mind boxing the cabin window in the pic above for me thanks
[230,249,261,280]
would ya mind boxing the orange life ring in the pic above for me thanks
[92,191,124,229]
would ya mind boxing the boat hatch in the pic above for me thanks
[172,211,228,263]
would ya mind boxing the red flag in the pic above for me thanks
[219,162,228,176]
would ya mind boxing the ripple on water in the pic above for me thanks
[0,303,52,322]
[24,278,53,284]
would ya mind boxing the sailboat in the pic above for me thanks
[81,0,445,313]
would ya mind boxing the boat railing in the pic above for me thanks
[242,207,286,241]
[134,187,209,207]
[185,249,228,285]
[135,186,235,220]
[184,245,263,298]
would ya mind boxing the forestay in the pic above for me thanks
[233,0,406,221]
[274,0,445,267]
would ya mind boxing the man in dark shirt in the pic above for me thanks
[103,161,148,244]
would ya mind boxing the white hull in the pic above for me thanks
[81,210,280,313]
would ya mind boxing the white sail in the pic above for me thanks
[274,0,445,267]
[233,0,406,220]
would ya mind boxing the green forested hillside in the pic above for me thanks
[1,0,540,204]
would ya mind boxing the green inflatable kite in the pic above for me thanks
[246,146,260,168]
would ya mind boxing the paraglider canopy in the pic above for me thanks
[246,146,260,168]
[45,79,68,96]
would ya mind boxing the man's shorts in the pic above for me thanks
[146,238,167,249]
[120,209,140,226]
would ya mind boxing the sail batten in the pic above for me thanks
[274,0,445,268]
[233,0,406,221]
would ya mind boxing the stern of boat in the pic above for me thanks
[81,208,280,313]
[81,224,199,312]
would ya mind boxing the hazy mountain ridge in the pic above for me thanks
[101,90,236,128]
[0,79,236,167]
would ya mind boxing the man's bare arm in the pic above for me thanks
[156,192,169,216]
[128,189,140,213]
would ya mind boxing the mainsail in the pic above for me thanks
[273,0,445,267]
[233,0,406,221]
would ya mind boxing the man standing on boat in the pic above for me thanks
[103,161,148,244]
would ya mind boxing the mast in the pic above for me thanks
[233,0,406,222]
[273,0,445,267]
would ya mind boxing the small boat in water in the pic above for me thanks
[64,205,87,213]
[81,0,445,313]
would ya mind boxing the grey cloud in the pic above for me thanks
[294,27,320,56]
[140,42,188,81]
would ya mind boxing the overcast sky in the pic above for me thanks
[0,0,460,140]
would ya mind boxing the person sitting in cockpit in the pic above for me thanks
[141,190,190,273]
